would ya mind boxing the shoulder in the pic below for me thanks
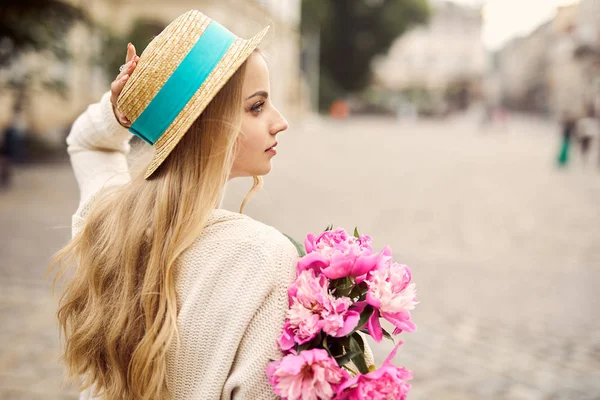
[200,209,299,278]
[204,209,294,249]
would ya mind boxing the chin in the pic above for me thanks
[255,163,272,176]
[231,162,272,178]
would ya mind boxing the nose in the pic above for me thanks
[270,107,289,135]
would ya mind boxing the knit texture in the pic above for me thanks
[67,93,298,399]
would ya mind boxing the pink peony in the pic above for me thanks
[281,270,360,349]
[299,229,379,282]
[289,269,331,310]
[337,342,412,400]
[286,303,323,346]
[320,296,361,338]
[267,349,348,400]
[365,261,417,339]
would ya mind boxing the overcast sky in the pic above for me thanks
[451,0,579,49]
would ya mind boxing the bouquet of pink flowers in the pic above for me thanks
[267,227,418,400]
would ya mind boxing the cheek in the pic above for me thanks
[233,116,266,172]
[240,116,264,152]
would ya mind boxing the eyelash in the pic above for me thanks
[250,101,264,115]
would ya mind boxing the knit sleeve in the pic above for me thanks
[66,91,134,237]
[221,233,298,400]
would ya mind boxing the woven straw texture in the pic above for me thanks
[117,10,269,179]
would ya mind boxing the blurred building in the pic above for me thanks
[372,0,486,114]
[0,0,307,143]
[493,21,554,113]
[492,1,600,117]
[573,0,600,112]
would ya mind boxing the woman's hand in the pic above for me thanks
[111,43,139,128]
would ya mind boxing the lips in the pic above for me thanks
[265,141,278,152]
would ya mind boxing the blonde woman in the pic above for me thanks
[52,10,298,399]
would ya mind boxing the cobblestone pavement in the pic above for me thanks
[1,113,599,399]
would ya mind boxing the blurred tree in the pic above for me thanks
[301,0,430,110]
[99,18,165,80]
[0,0,91,164]
[0,0,87,69]
[0,0,87,119]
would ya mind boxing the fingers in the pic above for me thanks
[111,73,129,97]
[116,58,137,82]
[109,43,139,128]
[117,112,131,127]
[110,71,132,126]
[126,43,135,63]
[121,43,139,79]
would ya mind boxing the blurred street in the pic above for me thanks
[1,112,600,399]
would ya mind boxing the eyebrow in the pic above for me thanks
[245,91,268,100]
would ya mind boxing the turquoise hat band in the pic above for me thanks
[130,20,236,145]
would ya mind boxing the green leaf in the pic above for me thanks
[295,332,323,353]
[353,227,361,239]
[334,277,353,291]
[296,342,312,353]
[382,327,395,343]
[351,332,365,353]
[334,350,362,367]
[351,305,374,334]
[283,233,306,257]
[323,336,332,357]
[324,224,334,232]
[348,281,369,301]
[348,335,369,374]
[327,337,344,359]
[332,277,355,298]
[349,285,361,300]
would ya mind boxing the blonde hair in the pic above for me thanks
[52,59,262,399]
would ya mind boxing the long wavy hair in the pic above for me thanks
[52,58,263,399]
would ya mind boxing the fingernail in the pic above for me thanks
[121,74,129,82]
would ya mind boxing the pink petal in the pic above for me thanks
[321,254,354,279]
[383,340,405,365]
[351,253,379,278]
[365,290,381,309]
[381,245,392,257]
[375,246,393,271]
[382,311,417,333]
[278,323,296,351]
[367,310,383,342]
[332,310,360,337]
[278,354,305,375]
[304,233,317,253]
[337,374,361,396]
[352,301,367,313]
[297,252,329,274]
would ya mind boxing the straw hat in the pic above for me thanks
[117,10,269,179]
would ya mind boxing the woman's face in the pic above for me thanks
[230,52,289,179]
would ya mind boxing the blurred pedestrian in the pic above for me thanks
[0,126,11,188]
[575,104,599,166]
[557,111,577,167]
[0,113,26,188]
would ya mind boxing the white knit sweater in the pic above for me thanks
[67,93,299,399]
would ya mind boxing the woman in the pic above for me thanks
[53,10,298,399]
